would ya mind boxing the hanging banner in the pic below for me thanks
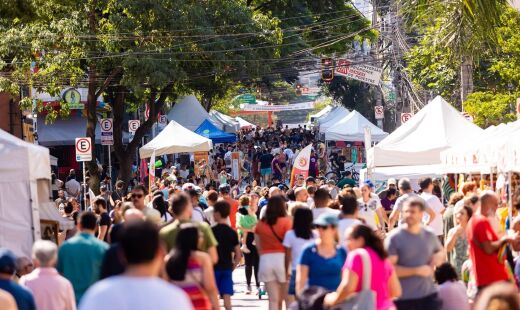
[242,101,315,112]
[149,150,156,194]
[194,152,209,178]
[231,152,240,180]
[290,144,313,187]
[334,59,382,85]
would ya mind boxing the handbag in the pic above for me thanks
[333,248,376,310]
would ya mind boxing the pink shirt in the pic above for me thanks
[344,247,395,310]
[19,267,76,310]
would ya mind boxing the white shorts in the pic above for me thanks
[259,253,286,283]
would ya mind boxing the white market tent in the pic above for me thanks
[0,129,73,257]
[319,106,350,133]
[235,116,256,129]
[167,95,212,131]
[310,105,332,123]
[139,121,213,159]
[325,110,388,142]
[209,110,240,133]
[367,96,484,170]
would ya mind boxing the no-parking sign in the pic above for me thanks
[100,118,114,145]
[401,113,412,124]
[128,120,140,133]
[75,137,92,162]
[374,106,384,119]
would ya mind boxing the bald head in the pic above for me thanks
[480,191,498,215]
[124,208,145,222]
[269,187,281,198]
[294,187,309,203]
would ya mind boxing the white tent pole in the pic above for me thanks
[83,162,87,211]
[108,145,112,191]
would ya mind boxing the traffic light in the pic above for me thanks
[321,58,334,82]
[295,83,302,96]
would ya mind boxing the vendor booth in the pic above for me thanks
[167,95,215,131]
[325,110,388,142]
[209,110,240,133]
[195,119,237,144]
[310,105,332,123]
[235,116,256,129]
[318,106,350,133]
[139,120,213,158]
[0,129,73,257]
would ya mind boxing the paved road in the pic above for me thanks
[220,266,268,309]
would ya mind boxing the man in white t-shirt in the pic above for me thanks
[312,188,340,219]
[337,194,362,248]
[419,177,445,241]
[79,221,192,310]
[389,178,435,230]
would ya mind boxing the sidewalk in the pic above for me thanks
[220,266,268,309]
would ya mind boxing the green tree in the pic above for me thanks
[0,0,281,188]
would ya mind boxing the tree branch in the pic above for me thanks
[95,66,123,98]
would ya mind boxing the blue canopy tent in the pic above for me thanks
[195,119,237,143]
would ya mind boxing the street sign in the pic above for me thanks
[238,94,256,104]
[334,59,383,85]
[100,118,114,145]
[75,137,92,162]
[159,115,168,125]
[401,113,412,124]
[128,120,140,133]
[374,106,384,119]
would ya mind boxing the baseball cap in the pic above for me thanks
[0,248,16,275]
[364,180,375,189]
[181,183,196,191]
[313,213,339,227]
[388,178,397,186]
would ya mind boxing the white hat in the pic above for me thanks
[388,178,397,185]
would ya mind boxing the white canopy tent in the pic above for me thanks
[209,110,240,133]
[367,96,484,169]
[316,106,340,124]
[319,106,350,133]
[310,105,332,123]
[167,95,213,131]
[235,116,256,129]
[139,121,213,159]
[0,129,73,257]
[325,110,388,142]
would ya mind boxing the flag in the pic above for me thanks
[149,150,156,194]
[290,144,313,187]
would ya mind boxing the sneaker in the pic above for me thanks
[240,244,251,254]
[245,285,252,294]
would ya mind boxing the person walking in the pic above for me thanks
[358,183,386,231]
[57,212,109,303]
[312,188,339,219]
[93,198,111,242]
[254,195,292,310]
[296,213,347,294]
[466,191,518,293]
[19,240,75,310]
[243,193,261,295]
[385,197,444,309]
[389,178,435,230]
[211,200,242,310]
[337,193,362,247]
[79,221,192,310]
[324,224,401,309]
[282,207,316,303]
[434,263,469,310]
[0,249,36,310]
[419,177,445,243]
[445,206,472,277]
[166,224,219,310]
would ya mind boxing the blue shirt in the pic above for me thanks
[57,232,109,303]
[0,279,36,310]
[299,243,347,291]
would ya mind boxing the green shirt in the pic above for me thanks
[160,219,218,252]
[57,232,108,303]
[337,177,357,188]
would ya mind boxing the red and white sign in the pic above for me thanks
[374,106,384,120]
[401,113,412,124]
[128,120,140,133]
[334,59,383,86]
[242,101,314,112]
[144,104,150,121]
[516,98,520,119]
[290,144,313,187]
[100,118,114,145]
[75,137,92,162]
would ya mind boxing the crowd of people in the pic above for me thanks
[2,125,520,310]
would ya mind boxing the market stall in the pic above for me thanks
[0,129,73,257]
[195,119,237,144]
[139,120,213,159]
[325,110,388,142]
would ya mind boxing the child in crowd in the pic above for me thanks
[237,196,258,254]
[212,200,242,310]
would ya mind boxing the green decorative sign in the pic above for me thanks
[238,94,256,104]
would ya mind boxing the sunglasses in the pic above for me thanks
[131,194,144,199]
